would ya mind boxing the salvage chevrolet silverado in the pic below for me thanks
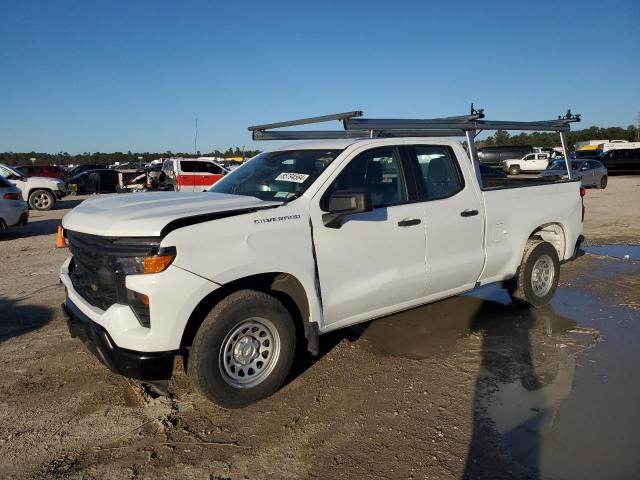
[60,109,585,408]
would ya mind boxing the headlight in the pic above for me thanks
[113,247,176,275]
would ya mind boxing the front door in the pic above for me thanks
[405,144,485,295]
[310,146,427,330]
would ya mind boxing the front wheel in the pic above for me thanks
[507,240,560,308]
[598,175,608,189]
[28,190,55,211]
[508,165,521,175]
[187,289,297,408]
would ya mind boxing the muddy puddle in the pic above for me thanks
[584,244,640,260]
[363,258,640,479]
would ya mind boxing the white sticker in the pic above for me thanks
[275,172,310,183]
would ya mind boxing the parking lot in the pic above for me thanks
[1,176,639,479]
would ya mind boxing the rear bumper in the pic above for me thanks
[61,299,174,381]
[2,201,29,227]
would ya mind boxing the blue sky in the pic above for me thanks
[1,0,639,153]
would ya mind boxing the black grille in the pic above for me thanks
[67,231,160,311]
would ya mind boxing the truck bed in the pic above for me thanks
[481,176,568,190]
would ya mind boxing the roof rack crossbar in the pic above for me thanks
[252,129,467,141]
[248,110,362,132]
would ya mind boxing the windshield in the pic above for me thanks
[210,149,342,201]
[548,160,581,171]
[0,164,26,180]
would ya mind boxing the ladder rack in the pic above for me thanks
[248,106,580,141]
[247,106,581,180]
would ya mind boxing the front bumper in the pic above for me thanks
[54,189,66,200]
[61,299,174,381]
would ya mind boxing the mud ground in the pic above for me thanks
[1,177,639,479]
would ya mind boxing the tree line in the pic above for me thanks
[479,125,639,148]
[2,125,638,165]
[0,147,263,166]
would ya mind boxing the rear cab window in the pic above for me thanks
[407,145,465,201]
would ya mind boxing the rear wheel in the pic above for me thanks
[507,240,560,308]
[598,175,607,189]
[187,289,297,408]
[508,165,521,175]
[28,190,54,211]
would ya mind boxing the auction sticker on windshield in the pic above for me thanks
[275,172,310,183]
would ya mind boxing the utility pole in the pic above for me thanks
[636,112,639,142]
[194,118,198,155]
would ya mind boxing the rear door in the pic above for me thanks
[405,144,484,295]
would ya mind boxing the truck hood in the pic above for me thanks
[62,192,283,237]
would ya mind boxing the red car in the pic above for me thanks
[16,165,66,180]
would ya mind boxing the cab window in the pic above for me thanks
[324,147,408,208]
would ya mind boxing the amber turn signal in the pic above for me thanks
[143,254,175,274]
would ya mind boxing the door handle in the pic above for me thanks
[397,218,421,227]
[460,209,479,217]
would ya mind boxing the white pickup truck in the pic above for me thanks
[502,152,552,175]
[59,111,585,408]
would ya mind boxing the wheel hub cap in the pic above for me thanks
[219,318,280,389]
[233,336,259,365]
[531,254,554,297]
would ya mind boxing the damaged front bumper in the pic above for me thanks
[61,299,174,381]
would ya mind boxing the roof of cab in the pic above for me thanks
[269,139,363,151]
[269,137,460,152]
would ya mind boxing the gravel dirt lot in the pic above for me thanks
[1,177,639,479]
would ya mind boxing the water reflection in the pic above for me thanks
[363,289,596,479]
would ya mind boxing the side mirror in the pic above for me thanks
[322,189,372,229]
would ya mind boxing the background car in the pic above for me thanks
[0,176,29,230]
[67,164,108,178]
[161,158,229,192]
[476,145,534,166]
[68,169,119,194]
[0,163,66,210]
[570,149,603,159]
[599,148,640,172]
[16,165,67,180]
[538,159,608,188]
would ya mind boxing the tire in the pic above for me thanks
[508,165,521,175]
[28,190,55,211]
[598,175,607,189]
[187,289,297,408]
[507,240,560,308]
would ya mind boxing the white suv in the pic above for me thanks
[0,163,66,210]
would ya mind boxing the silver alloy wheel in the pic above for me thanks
[219,317,280,389]
[531,254,555,297]
[32,192,52,209]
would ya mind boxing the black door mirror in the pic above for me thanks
[322,189,373,229]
